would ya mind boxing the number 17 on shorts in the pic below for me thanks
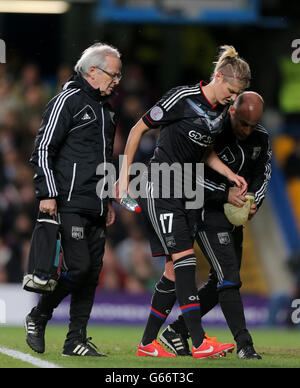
[159,213,174,234]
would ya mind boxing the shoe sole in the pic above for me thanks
[193,350,225,359]
[24,317,45,354]
[61,354,87,357]
[218,345,235,357]
[62,353,107,357]
[193,345,235,359]
[137,352,175,358]
[193,354,220,359]
[62,351,108,357]
[238,355,262,359]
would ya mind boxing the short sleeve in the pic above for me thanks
[142,86,186,129]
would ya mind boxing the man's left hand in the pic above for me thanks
[248,203,258,220]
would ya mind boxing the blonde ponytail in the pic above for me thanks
[215,45,239,68]
[212,45,251,89]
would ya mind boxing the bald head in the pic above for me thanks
[230,91,264,140]
[234,91,264,120]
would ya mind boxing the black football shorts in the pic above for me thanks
[138,180,197,257]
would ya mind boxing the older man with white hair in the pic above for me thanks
[24,43,122,357]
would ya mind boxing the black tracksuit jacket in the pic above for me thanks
[30,74,116,216]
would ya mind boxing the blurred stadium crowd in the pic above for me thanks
[0,60,166,292]
[0,58,299,297]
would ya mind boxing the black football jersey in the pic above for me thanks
[142,81,229,165]
[198,115,272,210]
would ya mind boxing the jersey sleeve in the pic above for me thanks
[196,170,229,206]
[248,132,272,208]
[142,86,186,129]
[29,91,77,199]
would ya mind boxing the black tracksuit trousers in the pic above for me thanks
[35,212,106,342]
[195,226,253,350]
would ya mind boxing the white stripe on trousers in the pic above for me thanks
[198,231,224,283]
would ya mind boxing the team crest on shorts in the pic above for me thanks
[72,226,84,240]
[166,235,176,248]
[217,232,230,245]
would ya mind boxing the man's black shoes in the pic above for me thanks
[159,325,191,356]
[24,310,48,354]
[62,337,107,357]
[237,345,262,359]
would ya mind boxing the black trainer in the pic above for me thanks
[159,325,192,356]
[24,310,48,354]
[62,337,107,357]
[237,345,262,359]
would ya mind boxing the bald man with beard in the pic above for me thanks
[160,92,272,360]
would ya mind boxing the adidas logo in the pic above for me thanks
[81,112,91,120]
[73,344,90,356]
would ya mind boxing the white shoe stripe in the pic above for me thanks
[77,346,86,355]
[73,345,81,354]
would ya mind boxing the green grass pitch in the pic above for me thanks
[0,325,299,368]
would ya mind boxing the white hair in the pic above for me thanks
[74,43,121,75]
